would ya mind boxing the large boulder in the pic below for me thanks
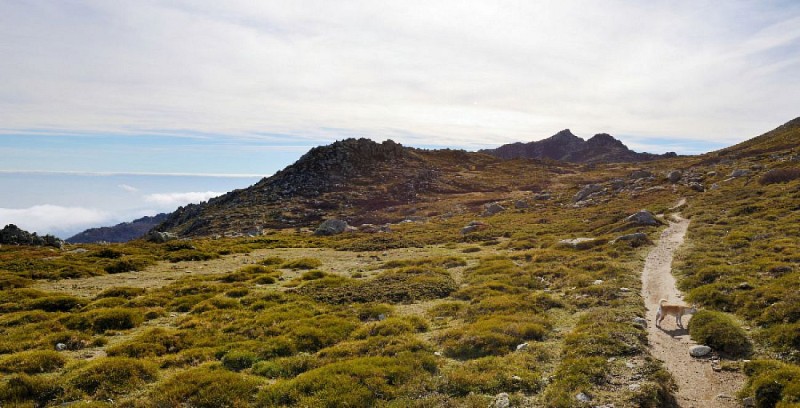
[612,232,649,247]
[667,170,682,183]
[314,219,349,236]
[689,345,711,357]
[559,237,603,249]
[145,231,177,243]
[625,210,660,226]
[573,184,603,202]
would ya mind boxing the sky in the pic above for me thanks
[2,1,800,237]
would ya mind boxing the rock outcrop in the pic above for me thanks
[68,213,169,244]
[0,224,63,248]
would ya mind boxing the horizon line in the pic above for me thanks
[0,170,269,178]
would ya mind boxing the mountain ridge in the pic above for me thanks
[479,129,678,163]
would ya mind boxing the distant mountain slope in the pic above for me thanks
[67,213,169,243]
[715,116,800,157]
[155,138,573,237]
[480,129,677,163]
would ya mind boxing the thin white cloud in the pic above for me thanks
[0,1,798,148]
[118,184,139,193]
[0,205,113,238]
[144,191,224,206]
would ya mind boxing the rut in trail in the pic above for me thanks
[641,210,745,408]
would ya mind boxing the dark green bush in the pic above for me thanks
[759,168,800,185]
[741,360,800,408]
[688,310,751,357]
[300,270,327,280]
[252,354,319,379]
[104,258,151,274]
[63,308,144,333]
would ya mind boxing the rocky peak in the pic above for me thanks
[0,224,63,248]
[550,129,581,142]
[586,133,626,149]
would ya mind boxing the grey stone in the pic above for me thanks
[690,345,711,357]
[534,192,551,200]
[516,342,529,351]
[667,170,682,183]
[461,221,488,235]
[314,219,349,236]
[630,170,653,179]
[559,237,601,249]
[625,210,660,226]
[55,343,67,351]
[593,279,604,285]
[576,392,592,402]
[574,184,603,202]
[612,232,649,247]
[743,397,755,407]
[484,202,506,216]
[514,199,529,209]
[689,182,705,192]
[632,317,647,328]
[730,169,751,178]
[145,231,177,243]
[628,383,641,391]
[493,392,510,408]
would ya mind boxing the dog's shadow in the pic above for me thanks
[658,326,689,337]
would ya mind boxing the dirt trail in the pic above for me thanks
[642,210,745,408]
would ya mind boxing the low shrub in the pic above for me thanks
[741,360,800,408]
[27,295,87,312]
[543,357,608,408]
[67,357,157,398]
[63,308,144,333]
[260,256,286,266]
[252,354,319,379]
[355,303,394,321]
[166,250,219,263]
[688,310,752,357]
[0,350,66,374]
[282,257,323,270]
[222,350,259,371]
[300,270,327,280]
[225,288,249,298]
[258,353,436,406]
[444,353,543,396]
[148,366,261,408]
[104,258,151,274]
[95,286,146,299]
[106,328,189,358]
[759,168,800,185]
[0,373,64,406]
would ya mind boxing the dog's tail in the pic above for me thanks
[658,299,668,307]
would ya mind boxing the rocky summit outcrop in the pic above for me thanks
[67,213,169,244]
[0,224,63,248]
[480,129,677,164]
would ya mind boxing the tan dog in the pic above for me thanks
[656,299,697,328]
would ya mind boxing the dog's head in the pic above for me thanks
[688,304,698,314]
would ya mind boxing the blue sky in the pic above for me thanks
[1,1,799,237]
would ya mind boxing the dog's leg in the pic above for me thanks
[676,314,682,328]
[656,310,662,327]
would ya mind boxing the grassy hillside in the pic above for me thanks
[1,119,798,407]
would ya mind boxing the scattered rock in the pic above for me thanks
[511,375,522,381]
[559,237,602,249]
[610,179,626,190]
[493,392,510,408]
[612,232,649,247]
[576,392,592,402]
[743,397,755,407]
[730,169,751,178]
[707,171,717,177]
[625,210,660,226]
[667,170,682,183]
[358,224,391,233]
[55,343,67,351]
[737,282,753,290]
[484,202,506,216]
[632,317,647,328]
[461,221,488,235]
[689,182,705,192]
[314,219,349,236]
[145,231,177,243]
[516,342,529,352]
[593,279,604,285]
[690,345,711,357]
[630,170,653,179]
[434,351,442,357]
[514,199,529,209]
[534,192,552,200]
[710,183,720,190]
[619,287,631,292]
[574,184,603,202]
[628,383,641,391]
